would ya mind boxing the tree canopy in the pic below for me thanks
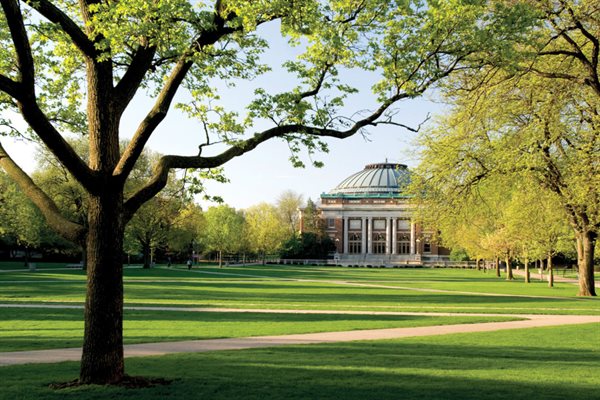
[410,2,600,295]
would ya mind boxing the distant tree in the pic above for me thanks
[301,198,323,234]
[276,190,304,237]
[245,203,287,264]
[412,64,599,295]
[167,203,205,262]
[125,196,187,268]
[427,0,600,295]
[201,205,245,267]
[0,172,71,262]
[280,232,335,259]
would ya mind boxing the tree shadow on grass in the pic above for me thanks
[152,341,599,400]
[1,326,598,400]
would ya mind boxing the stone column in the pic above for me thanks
[386,218,392,254]
[361,217,367,254]
[391,218,397,255]
[343,217,349,254]
[410,222,416,255]
[367,218,373,254]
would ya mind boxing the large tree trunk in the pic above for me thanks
[79,193,125,384]
[576,231,597,296]
[524,256,530,283]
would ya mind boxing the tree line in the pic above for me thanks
[409,1,599,296]
[0,155,333,267]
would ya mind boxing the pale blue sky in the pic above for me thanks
[2,20,444,210]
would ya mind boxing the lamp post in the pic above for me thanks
[415,238,421,263]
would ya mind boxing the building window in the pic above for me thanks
[423,242,431,253]
[372,232,386,254]
[373,219,386,231]
[348,232,362,254]
[327,218,335,228]
[349,219,362,230]
[397,233,410,254]
[397,219,410,230]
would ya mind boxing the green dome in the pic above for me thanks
[328,163,411,196]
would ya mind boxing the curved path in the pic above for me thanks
[1,309,597,367]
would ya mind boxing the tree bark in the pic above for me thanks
[494,256,500,277]
[142,240,151,269]
[505,254,513,281]
[576,231,597,296]
[79,193,125,384]
[524,256,530,283]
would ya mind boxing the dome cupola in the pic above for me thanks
[327,163,410,197]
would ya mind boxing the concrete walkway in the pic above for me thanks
[1,312,597,367]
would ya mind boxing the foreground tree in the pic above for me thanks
[0,0,534,384]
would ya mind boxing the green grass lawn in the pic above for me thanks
[0,307,517,352]
[1,265,598,315]
[1,263,598,399]
[0,323,597,400]
[0,261,82,271]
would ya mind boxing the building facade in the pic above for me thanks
[314,162,449,265]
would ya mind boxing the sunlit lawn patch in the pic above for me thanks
[0,323,597,400]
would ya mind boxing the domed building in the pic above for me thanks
[309,162,449,265]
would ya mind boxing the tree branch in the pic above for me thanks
[113,43,157,114]
[0,74,21,99]
[1,0,35,92]
[17,97,97,188]
[295,63,332,103]
[123,92,408,220]
[538,49,586,61]
[114,58,193,181]
[1,0,95,188]
[114,11,242,181]
[528,67,583,83]
[24,0,97,58]
[0,142,86,244]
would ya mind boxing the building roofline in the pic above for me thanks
[321,193,413,199]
